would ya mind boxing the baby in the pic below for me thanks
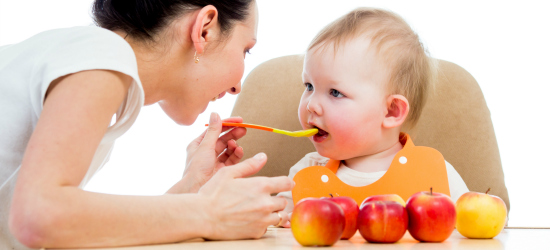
[278,8,469,217]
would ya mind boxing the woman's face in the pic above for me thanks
[158,2,258,125]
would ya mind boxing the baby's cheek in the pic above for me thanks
[297,102,309,129]
[328,119,358,143]
[329,116,377,151]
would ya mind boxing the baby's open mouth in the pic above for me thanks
[312,126,329,143]
[315,127,328,136]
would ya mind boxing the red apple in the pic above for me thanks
[456,188,507,239]
[361,194,406,207]
[357,201,408,243]
[406,188,456,242]
[324,196,359,239]
[291,198,345,246]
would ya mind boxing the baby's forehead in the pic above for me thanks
[303,40,393,92]
[307,35,389,64]
[305,37,394,77]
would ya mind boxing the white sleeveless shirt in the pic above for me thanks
[0,26,144,249]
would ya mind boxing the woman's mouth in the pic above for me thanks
[211,92,226,102]
[312,126,329,143]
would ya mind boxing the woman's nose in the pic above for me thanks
[229,82,242,95]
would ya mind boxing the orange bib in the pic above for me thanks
[292,133,450,206]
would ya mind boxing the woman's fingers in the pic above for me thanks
[197,155,296,240]
[224,146,244,165]
[218,142,243,165]
[268,197,289,227]
[213,116,244,154]
[194,113,243,153]
[217,139,236,162]
[270,210,290,227]
[282,211,292,228]
[260,176,295,195]
[227,153,267,178]
[215,127,246,155]
[226,139,238,156]
[190,113,222,153]
[271,196,288,212]
[188,115,243,155]
[221,116,243,124]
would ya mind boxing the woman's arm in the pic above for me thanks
[9,70,293,248]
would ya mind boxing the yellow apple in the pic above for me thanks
[456,188,507,239]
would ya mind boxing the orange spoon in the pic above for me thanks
[206,122,318,137]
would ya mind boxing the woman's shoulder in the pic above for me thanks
[18,26,141,93]
[5,26,137,69]
[38,26,135,62]
[0,26,143,124]
[33,26,129,47]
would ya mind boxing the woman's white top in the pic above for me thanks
[0,26,144,250]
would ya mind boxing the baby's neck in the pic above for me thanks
[342,140,403,173]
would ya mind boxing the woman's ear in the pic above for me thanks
[191,5,219,54]
[383,95,410,129]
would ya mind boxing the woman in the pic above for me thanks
[0,0,292,249]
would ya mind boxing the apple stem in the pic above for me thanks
[430,187,433,195]
[329,193,333,198]
[486,188,491,194]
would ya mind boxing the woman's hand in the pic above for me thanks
[167,113,247,194]
[197,152,293,240]
[282,217,292,228]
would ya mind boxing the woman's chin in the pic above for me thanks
[201,103,209,113]
[169,113,199,126]
[159,101,201,126]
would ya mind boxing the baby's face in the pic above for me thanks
[299,38,392,160]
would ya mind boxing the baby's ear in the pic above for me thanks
[383,95,409,129]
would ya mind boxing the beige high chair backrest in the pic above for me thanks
[231,55,510,212]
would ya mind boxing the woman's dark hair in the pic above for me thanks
[92,0,254,41]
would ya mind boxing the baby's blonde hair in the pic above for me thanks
[308,8,437,128]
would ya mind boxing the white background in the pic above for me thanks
[1,0,549,227]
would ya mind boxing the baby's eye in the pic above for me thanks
[304,83,314,91]
[330,89,344,98]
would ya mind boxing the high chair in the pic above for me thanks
[231,55,510,212]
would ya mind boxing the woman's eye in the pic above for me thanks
[244,49,251,58]
[305,83,314,91]
[330,89,344,98]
